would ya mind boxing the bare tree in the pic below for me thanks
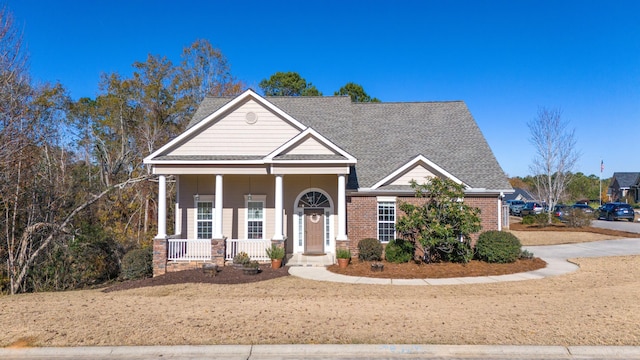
[528,107,580,224]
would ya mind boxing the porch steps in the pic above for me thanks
[286,253,335,267]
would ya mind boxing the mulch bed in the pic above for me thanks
[327,258,547,279]
[103,265,289,293]
[102,224,632,292]
[103,257,546,292]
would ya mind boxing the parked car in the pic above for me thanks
[571,203,594,213]
[506,200,526,216]
[520,202,544,216]
[598,202,635,222]
[553,204,569,221]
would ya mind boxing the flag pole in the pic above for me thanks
[599,160,603,206]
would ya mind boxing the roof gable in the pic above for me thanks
[145,90,309,163]
[265,128,357,163]
[503,188,535,201]
[368,155,466,190]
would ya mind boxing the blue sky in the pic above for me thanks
[8,0,640,178]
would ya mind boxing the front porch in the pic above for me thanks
[151,173,350,276]
[154,237,335,274]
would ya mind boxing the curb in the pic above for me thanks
[2,345,640,359]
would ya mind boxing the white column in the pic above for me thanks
[156,175,167,239]
[214,174,223,238]
[273,174,284,240]
[174,176,181,235]
[337,174,348,240]
[497,197,502,231]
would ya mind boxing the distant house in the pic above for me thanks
[609,172,640,203]
[143,89,513,276]
[502,188,535,203]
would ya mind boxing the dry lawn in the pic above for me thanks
[509,230,619,246]
[1,229,640,347]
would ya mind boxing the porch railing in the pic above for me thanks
[225,239,271,262]
[168,238,211,261]
[502,204,510,229]
[166,238,272,262]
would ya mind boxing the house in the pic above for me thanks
[502,188,535,203]
[143,89,513,276]
[609,172,640,203]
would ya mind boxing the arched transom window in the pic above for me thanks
[297,191,330,208]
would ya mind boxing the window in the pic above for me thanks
[377,199,396,243]
[196,201,213,239]
[297,191,330,208]
[247,200,264,239]
[245,195,266,240]
[325,210,331,246]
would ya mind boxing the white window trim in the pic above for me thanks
[194,195,215,240]
[244,195,266,240]
[377,196,396,243]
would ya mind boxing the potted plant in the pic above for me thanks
[242,260,260,275]
[336,248,351,269]
[233,252,250,269]
[266,244,285,269]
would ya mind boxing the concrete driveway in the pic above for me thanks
[591,219,640,233]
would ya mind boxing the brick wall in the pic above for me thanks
[345,194,499,249]
[345,196,377,254]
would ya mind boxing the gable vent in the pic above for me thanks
[245,112,258,124]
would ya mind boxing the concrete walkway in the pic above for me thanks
[288,238,640,285]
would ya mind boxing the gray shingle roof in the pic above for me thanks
[611,172,640,188]
[503,188,535,202]
[186,95,512,190]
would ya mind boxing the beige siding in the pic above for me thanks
[167,100,301,157]
[264,208,275,240]
[388,164,435,186]
[284,136,336,155]
[177,174,339,245]
[179,175,215,239]
[222,208,234,239]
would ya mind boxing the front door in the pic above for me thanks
[304,209,324,254]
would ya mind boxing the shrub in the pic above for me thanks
[520,249,534,259]
[26,224,122,291]
[396,178,482,264]
[565,208,593,228]
[521,214,549,226]
[521,215,535,225]
[475,230,522,263]
[121,247,153,280]
[533,213,549,226]
[358,238,383,261]
[385,238,414,263]
[435,239,475,263]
